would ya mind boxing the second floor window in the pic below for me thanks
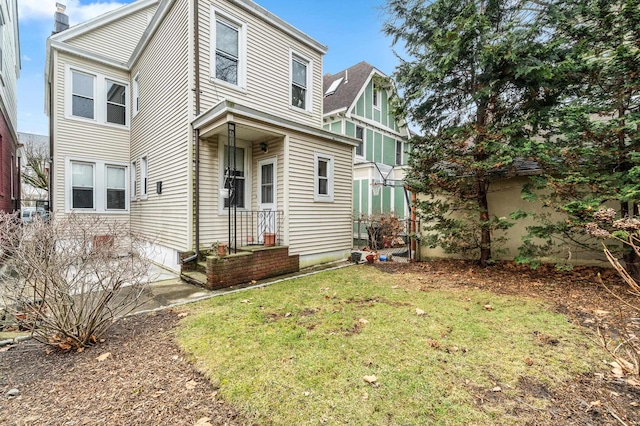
[355,126,364,157]
[72,71,95,120]
[106,80,126,125]
[291,56,308,110]
[215,19,239,85]
[396,140,403,165]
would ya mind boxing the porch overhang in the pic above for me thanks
[192,99,360,147]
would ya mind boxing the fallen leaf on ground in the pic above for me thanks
[194,417,212,426]
[610,362,624,378]
[285,312,292,317]
[416,308,425,316]
[251,280,257,284]
[594,310,610,316]
[492,386,502,392]
[484,304,493,312]
[525,357,534,366]
[185,379,198,390]
[627,378,640,387]
[363,375,377,384]
[177,312,189,317]
[96,352,111,362]
[426,339,440,349]
[240,299,250,303]
[359,318,369,324]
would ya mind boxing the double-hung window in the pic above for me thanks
[212,9,245,88]
[131,160,137,199]
[291,55,309,110]
[68,159,129,212]
[314,153,334,202]
[71,71,95,119]
[106,166,126,210]
[215,19,239,85]
[71,162,94,209]
[68,67,128,126]
[106,80,126,125]
[355,126,364,157]
[395,140,403,165]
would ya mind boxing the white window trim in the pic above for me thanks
[218,139,252,214]
[65,157,129,214]
[130,160,138,200]
[132,72,140,117]
[105,165,127,211]
[314,152,334,203]
[258,156,277,208]
[65,64,130,129]
[210,6,247,91]
[10,154,14,200]
[140,154,148,199]
[372,84,381,110]
[289,49,313,113]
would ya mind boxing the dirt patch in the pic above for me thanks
[1,310,247,426]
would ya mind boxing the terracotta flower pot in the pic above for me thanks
[217,244,228,257]
[264,233,276,247]
[366,254,375,264]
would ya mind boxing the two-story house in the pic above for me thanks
[323,62,410,223]
[45,0,357,287]
[0,0,20,213]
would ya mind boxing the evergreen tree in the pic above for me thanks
[384,0,563,265]
[521,0,640,275]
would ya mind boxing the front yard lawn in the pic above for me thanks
[177,265,605,425]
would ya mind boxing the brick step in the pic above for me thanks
[196,261,207,274]
[181,271,207,287]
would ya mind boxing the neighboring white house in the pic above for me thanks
[45,0,357,280]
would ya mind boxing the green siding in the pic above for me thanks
[383,135,396,165]
[330,121,342,133]
[355,95,365,117]
[365,83,373,120]
[382,91,388,128]
[366,129,374,161]
[361,179,369,215]
[383,187,392,213]
[373,108,381,123]
[353,180,360,215]
[372,191,382,214]
[345,121,355,138]
[374,132,383,163]
[394,187,405,217]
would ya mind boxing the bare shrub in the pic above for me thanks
[362,214,406,250]
[0,212,151,350]
[586,210,640,378]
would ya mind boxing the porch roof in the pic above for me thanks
[193,100,360,147]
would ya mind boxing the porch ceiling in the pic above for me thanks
[199,120,282,143]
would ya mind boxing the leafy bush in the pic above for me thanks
[0,213,151,350]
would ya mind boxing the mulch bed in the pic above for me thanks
[0,310,246,426]
[2,260,640,425]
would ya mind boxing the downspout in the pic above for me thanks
[48,81,54,213]
[183,0,201,264]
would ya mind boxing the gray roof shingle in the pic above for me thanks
[323,61,375,114]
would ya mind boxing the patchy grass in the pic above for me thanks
[176,265,604,425]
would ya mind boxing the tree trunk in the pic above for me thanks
[621,201,640,281]
[477,176,491,266]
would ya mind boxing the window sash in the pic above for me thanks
[106,80,126,125]
[396,141,403,165]
[71,162,94,209]
[71,71,95,119]
[291,57,308,109]
[215,19,239,85]
[141,156,148,196]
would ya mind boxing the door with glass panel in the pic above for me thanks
[258,158,276,242]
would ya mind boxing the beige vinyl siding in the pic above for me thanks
[288,135,353,256]
[197,136,285,246]
[52,51,131,216]
[65,5,158,63]
[198,0,323,127]
[129,0,190,251]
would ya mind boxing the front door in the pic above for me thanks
[258,157,277,241]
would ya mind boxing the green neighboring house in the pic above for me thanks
[323,62,411,222]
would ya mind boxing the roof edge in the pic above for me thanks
[194,100,359,147]
[129,0,176,68]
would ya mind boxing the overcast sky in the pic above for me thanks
[17,0,398,136]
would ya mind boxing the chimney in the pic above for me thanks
[53,3,69,34]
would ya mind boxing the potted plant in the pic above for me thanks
[209,241,228,257]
